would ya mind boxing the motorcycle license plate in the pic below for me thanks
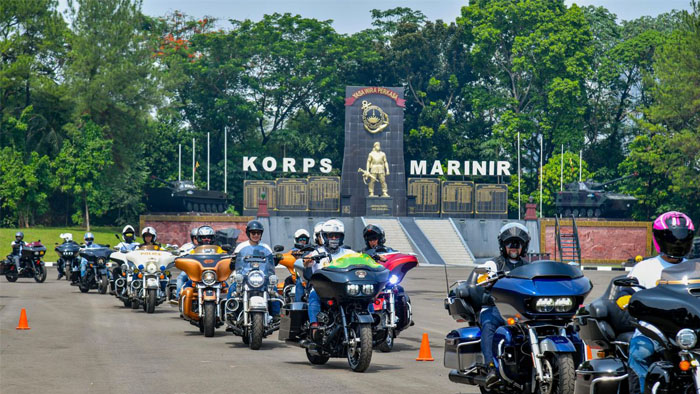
[146,278,158,287]
[373,298,385,311]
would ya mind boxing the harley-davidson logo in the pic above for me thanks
[361,101,389,134]
[355,270,367,279]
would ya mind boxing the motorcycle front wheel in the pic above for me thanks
[98,276,108,294]
[33,264,47,283]
[347,323,373,372]
[537,353,575,394]
[377,328,394,353]
[5,270,18,282]
[249,312,264,350]
[123,299,132,308]
[203,301,216,337]
[78,277,90,293]
[145,289,157,313]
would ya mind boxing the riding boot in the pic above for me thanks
[485,364,499,389]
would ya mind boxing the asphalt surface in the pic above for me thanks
[0,266,618,394]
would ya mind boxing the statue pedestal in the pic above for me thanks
[366,197,394,216]
[257,199,270,218]
[524,203,537,220]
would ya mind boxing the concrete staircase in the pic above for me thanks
[361,218,421,261]
[415,219,475,266]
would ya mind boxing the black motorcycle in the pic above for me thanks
[2,241,47,283]
[78,246,112,294]
[279,252,389,372]
[55,241,81,283]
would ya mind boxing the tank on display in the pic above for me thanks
[145,176,228,213]
[555,173,637,218]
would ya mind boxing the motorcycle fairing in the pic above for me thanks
[311,265,389,301]
[378,252,418,284]
[175,256,232,282]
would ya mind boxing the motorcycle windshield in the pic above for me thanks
[235,247,273,276]
[325,253,382,270]
[658,258,700,285]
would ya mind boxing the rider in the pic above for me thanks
[79,232,102,279]
[10,232,26,273]
[56,233,76,280]
[479,222,531,388]
[362,224,396,261]
[173,227,200,302]
[304,219,355,333]
[228,220,278,318]
[627,211,695,392]
[291,229,311,302]
[313,221,325,247]
[140,227,161,248]
[115,225,140,252]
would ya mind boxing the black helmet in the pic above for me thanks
[498,223,530,258]
[246,220,264,238]
[652,211,695,259]
[15,231,24,241]
[197,226,216,245]
[122,225,135,242]
[362,224,385,249]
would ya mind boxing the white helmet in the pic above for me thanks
[321,219,345,252]
[294,229,310,244]
[122,225,136,241]
[60,233,73,242]
[313,221,325,246]
[141,226,157,242]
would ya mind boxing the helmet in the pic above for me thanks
[313,221,325,246]
[294,229,310,245]
[363,224,385,249]
[321,219,345,253]
[60,233,73,242]
[141,227,157,242]
[197,226,216,245]
[635,255,643,263]
[652,211,695,259]
[122,225,135,242]
[84,232,95,244]
[190,227,199,242]
[15,231,24,241]
[497,223,530,258]
[246,220,264,238]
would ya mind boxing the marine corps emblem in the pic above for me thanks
[361,100,389,134]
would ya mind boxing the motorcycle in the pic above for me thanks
[225,246,284,350]
[176,245,232,337]
[110,251,137,308]
[78,246,112,293]
[579,259,700,394]
[2,241,47,283]
[55,239,80,282]
[368,250,417,352]
[279,252,389,372]
[443,260,591,393]
[113,245,177,313]
[573,275,636,393]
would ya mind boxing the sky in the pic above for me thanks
[59,1,694,33]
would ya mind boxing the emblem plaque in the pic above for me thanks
[361,100,389,134]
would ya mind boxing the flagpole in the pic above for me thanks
[539,136,543,218]
[560,145,563,192]
[192,138,195,183]
[178,144,181,181]
[579,150,582,182]
[207,132,210,191]
[224,127,227,194]
[517,132,521,220]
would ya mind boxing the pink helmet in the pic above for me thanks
[652,211,695,259]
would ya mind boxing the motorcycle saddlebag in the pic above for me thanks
[574,358,628,394]
[278,302,308,342]
[444,327,483,370]
[395,293,411,331]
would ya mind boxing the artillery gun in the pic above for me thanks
[145,176,228,213]
[555,173,637,218]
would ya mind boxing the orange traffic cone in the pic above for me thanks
[416,332,434,361]
[16,308,30,330]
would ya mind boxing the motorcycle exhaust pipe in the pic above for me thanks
[225,298,239,313]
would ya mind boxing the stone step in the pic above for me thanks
[361,218,420,260]
[414,219,475,266]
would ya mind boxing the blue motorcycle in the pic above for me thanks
[444,260,592,394]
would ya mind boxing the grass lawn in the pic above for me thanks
[0,227,121,259]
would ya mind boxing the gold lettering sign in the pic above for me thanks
[362,100,389,134]
[475,184,508,214]
[408,178,440,214]
[276,178,308,212]
[441,181,474,214]
[308,176,340,212]
[243,180,276,210]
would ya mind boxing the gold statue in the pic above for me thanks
[364,142,390,197]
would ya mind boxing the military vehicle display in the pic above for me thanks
[145,176,228,213]
[555,173,637,218]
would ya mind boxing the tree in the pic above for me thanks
[54,119,112,230]
[0,147,53,227]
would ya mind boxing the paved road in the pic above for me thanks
[0,267,618,394]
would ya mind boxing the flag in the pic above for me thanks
[195,161,200,169]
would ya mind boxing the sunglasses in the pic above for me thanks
[506,241,522,249]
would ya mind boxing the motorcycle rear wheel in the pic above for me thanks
[131,298,140,309]
[306,348,329,365]
[249,312,264,350]
[203,301,216,337]
[33,264,47,283]
[123,299,132,308]
[347,323,373,372]
[98,276,108,294]
[5,271,18,282]
[145,289,157,313]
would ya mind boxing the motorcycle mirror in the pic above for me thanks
[473,266,488,275]
[300,245,316,253]
[221,244,232,253]
[114,234,120,240]
[273,245,284,253]
[613,277,642,288]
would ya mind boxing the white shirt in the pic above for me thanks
[628,255,684,290]
[307,247,356,274]
[179,242,196,254]
[233,240,272,254]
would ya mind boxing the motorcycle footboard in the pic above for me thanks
[574,358,628,394]
[278,302,308,341]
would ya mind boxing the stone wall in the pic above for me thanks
[140,214,254,247]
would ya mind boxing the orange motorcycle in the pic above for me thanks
[277,248,307,303]
[175,245,232,337]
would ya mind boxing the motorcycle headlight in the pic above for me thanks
[676,329,698,350]
[389,274,399,285]
[247,271,265,288]
[146,263,157,274]
[34,251,39,256]
[202,270,217,286]
[235,273,244,284]
[98,258,104,264]
[269,275,278,286]
[347,284,360,296]
[362,284,374,295]
[554,297,574,312]
[535,298,555,313]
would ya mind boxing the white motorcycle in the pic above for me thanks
[116,245,178,313]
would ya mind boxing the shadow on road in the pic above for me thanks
[283,360,403,373]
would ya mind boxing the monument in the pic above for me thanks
[341,86,406,216]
